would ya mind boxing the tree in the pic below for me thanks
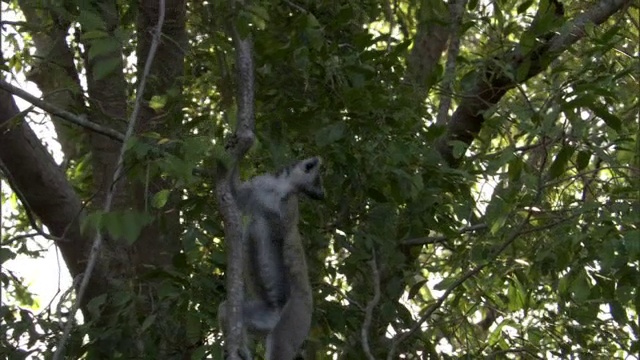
[1,0,637,358]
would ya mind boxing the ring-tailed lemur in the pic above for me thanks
[219,156,324,360]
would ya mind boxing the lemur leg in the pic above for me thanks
[243,300,281,334]
[247,217,289,307]
[265,292,312,360]
[219,299,281,360]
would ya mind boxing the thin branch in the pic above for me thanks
[361,249,381,360]
[52,1,166,358]
[386,208,536,360]
[0,103,34,130]
[324,282,363,310]
[402,223,488,246]
[283,0,308,13]
[0,20,33,28]
[218,0,256,358]
[485,347,542,359]
[387,149,551,360]
[0,79,229,180]
[0,79,125,142]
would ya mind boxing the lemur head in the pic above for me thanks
[278,157,325,200]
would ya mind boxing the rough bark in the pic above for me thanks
[82,0,129,208]
[128,1,191,353]
[77,0,135,309]
[0,90,109,312]
[132,0,186,272]
[405,0,451,94]
[4,0,193,356]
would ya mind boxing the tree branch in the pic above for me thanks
[436,0,632,166]
[216,0,256,358]
[0,87,92,312]
[361,249,381,360]
[0,80,125,142]
[0,162,60,242]
[405,1,451,94]
[402,223,488,246]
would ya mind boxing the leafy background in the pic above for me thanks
[0,0,638,359]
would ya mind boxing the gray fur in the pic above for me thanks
[220,157,324,360]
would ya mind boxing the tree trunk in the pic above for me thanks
[2,0,193,357]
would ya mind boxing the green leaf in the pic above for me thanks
[623,230,640,261]
[247,5,269,30]
[507,279,526,311]
[93,57,121,81]
[609,301,627,325]
[516,58,531,81]
[407,279,428,300]
[450,140,468,159]
[82,30,108,41]
[306,13,320,28]
[570,272,591,304]
[516,0,534,14]
[97,210,154,244]
[575,150,591,171]
[434,277,457,291]
[88,38,121,60]
[140,314,157,333]
[0,248,17,263]
[548,145,575,180]
[389,40,412,57]
[120,211,155,245]
[152,190,171,209]
[486,195,510,235]
[367,187,387,203]
[186,312,202,345]
[81,210,105,235]
[315,122,345,147]
[590,104,622,132]
[78,10,106,31]
[112,291,132,307]
[459,70,478,92]
[149,95,167,111]
[102,211,123,240]
[488,148,515,172]
[87,294,107,318]
[508,156,524,181]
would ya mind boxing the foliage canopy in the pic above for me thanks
[0,0,638,358]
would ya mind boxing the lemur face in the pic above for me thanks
[289,157,325,200]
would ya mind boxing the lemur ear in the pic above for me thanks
[305,162,315,172]
[304,157,319,172]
